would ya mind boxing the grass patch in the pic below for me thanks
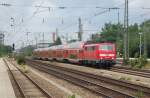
[119,76,132,81]
[129,56,147,69]
[21,64,29,73]
[144,61,150,69]
[68,94,76,98]
[14,54,29,73]
[119,76,126,80]
[134,90,144,98]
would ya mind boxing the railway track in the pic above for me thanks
[26,59,150,98]
[4,59,52,98]
[111,66,150,78]
[35,59,150,78]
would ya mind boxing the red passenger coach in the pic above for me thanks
[33,42,116,68]
[63,42,84,63]
[54,45,64,60]
[33,48,49,60]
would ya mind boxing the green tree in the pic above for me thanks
[89,20,150,66]
[90,20,150,58]
[0,44,13,57]
[128,23,140,57]
[68,39,77,43]
[19,45,35,56]
[100,23,124,42]
[91,23,124,57]
[141,20,150,58]
[54,37,62,45]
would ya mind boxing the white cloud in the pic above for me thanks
[129,0,150,8]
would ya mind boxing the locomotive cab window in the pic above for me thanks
[99,45,113,50]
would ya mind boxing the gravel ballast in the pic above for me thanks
[41,60,150,87]
[12,59,102,98]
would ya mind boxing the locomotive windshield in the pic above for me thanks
[99,45,113,50]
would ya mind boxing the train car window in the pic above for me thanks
[84,46,96,51]
[87,47,91,51]
[85,47,88,51]
[79,50,83,53]
[64,50,68,53]
[86,46,92,51]
[92,46,96,51]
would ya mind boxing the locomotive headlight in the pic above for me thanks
[109,54,115,56]
[99,54,107,56]
[99,54,114,56]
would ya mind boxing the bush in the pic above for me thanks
[129,59,138,68]
[123,59,130,65]
[129,55,147,69]
[136,56,147,69]
[16,55,25,65]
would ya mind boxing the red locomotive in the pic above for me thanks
[33,42,116,68]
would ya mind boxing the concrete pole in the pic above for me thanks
[123,0,129,64]
[78,17,83,41]
[143,22,147,58]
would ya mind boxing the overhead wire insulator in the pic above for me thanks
[48,7,51,12]
[21,18,24,23]
[42,18,45,23]
[59,7,66,9]
[0,3,11,6]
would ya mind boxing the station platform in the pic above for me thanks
[0,58,16,98]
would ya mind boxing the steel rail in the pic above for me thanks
[27,61,133,98]
[27,59,150,94]
[26,59,150,98]
[4,59,52,98]
[3,59,26,98]
[111,66,150,78]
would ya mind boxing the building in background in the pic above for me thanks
[0,33,4,45]
[37,42,53,48]
[91,33,101,40]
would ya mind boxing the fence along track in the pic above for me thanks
[26,59,150,98]
[4,59,52,98]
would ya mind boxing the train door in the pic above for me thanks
[63,50,68,59]
[78,49,84,60]
[83,46,88,60]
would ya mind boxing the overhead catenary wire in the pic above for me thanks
[12,0,45,35]
[59,0,146,35]
[59,0,137,32]
[0,0,149,48]
[0,3,122,9]
[0,0,144,32]
[7,0,45,46]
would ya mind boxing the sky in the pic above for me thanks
[0,0,149,49]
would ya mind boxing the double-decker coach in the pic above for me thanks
[33,41,116,68]
[63,41,84,63]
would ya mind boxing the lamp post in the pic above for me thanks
[139,32,143,58]
[26,32,31,46]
